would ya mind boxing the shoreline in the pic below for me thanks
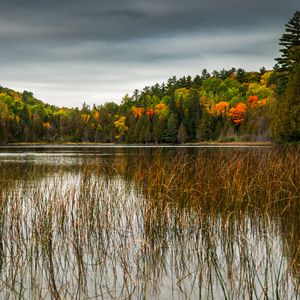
[0,141,272,148]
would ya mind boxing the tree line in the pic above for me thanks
[0,11,299,144]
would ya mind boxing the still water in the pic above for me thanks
[0,146,298,299]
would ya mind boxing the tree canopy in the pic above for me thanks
[0,68,278,144]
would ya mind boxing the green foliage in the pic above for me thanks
[272,63,300,142]
[165,113,178,143]
[134,115,152,143]
[276,11,300,73]
[197,111,212,141]
[246,83,274,100]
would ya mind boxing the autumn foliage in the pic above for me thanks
[228,103,247,126]
[132,107,156,118]
[132,107,144,118]
[154,103,167,114]
[247,96,259,109]
[211,101,229,116]
[0,67,278,144]
[146,108,155,117]
[247,95,268,109]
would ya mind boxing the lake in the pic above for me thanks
[0,146,299,299]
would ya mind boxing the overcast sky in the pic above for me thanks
[0,0,298,107]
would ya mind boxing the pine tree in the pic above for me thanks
[275,11,300,75]
[272,11,300,142]
[197,111,212,141]
[164,113,178,143]
[177,122,188,143]
[153,115,167,143]
[187,91,201,140]
[134,115,152,143]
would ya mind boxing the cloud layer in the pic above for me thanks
[0,0,298,106]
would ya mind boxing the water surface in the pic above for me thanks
[0,146,298,299]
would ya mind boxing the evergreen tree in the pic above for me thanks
[164,113,178,143]
[21,104,32,142]
[197,111,212,141]
[275,11,300,75]
[125,115,136,143]
[134,115,152,143]
[143,116,152,143]
[187,91,201,140]
[177,122,188,144]
[272,12,300,142]
[201,69,211,80]
[236,68,247,83]
[153,115,167,143]
[193,75,202,86]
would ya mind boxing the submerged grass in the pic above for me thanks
[0,147,299,299]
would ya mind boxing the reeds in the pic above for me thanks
[0,146,299,299]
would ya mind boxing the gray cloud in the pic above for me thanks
[0,0,298,106]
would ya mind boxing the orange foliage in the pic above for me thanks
[132,107,144,118]
[146,108,155,117]
[259,98,267,107]
[228,103,247,126]
[247,95,259,109]
[211,101,229,116]
[132,107,157,118]
[248,95,268,109]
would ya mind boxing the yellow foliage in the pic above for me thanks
[81,113,89,122]
[43,122,51,129]
[260,71,273,86]
[114,116,128,139]
[93,111,100,121]
[154,103,167,114]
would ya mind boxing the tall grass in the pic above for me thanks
[0,147,299,299]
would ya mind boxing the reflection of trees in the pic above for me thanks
[0,147,299,298]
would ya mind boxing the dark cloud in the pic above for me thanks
[0,0,298,106]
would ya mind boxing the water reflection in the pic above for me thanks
[0,146,299,299]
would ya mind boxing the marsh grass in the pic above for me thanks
[0,147,299,299]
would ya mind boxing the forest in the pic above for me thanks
[0,11,299,144]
